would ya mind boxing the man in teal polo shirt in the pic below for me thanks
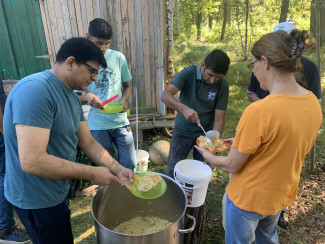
[161,49,230,177]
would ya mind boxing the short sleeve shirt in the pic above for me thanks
[172,65,229,139]
[300,56,321,100]
[87,49,132,130]
[4,70,84,209]
[226,92,322,215]
[247,56,321,101]
[247,73,269,99]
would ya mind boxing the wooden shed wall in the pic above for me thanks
[39,0,167,115]
[0,0,51,81]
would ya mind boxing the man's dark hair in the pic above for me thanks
[204,49,230,75]
[56,37,107,68]
[88,18,112,40]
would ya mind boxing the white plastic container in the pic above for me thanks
[135,150,149,172]
[174,159,212,207]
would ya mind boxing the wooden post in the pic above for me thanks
[184,200,208,244]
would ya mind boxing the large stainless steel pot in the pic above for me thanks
[91,173,195,244]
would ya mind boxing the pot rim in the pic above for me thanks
[90,172,188,236]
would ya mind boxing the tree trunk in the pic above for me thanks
[235,0,244,56]
[227,0,232,25]
[279,0,290,23]
[315,0,321,82]
[306,0,323,175]
[167,0,175,81]
[184,201,208,244]
[312,0,325,46]
[220,1,228,42]
[243,0,249,60]
[310,1,316,42]
[215,4,222,22]
[195,10,203,41]
[208,15,213,29]
[319,5,325,41]
[175,0,180,34]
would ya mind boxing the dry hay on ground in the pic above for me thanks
[279,163,325,244]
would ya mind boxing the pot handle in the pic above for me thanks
[178,214,196,233]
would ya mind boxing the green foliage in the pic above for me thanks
[173,42,240,72]
[175,0,312,56]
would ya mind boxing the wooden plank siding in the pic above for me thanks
[141,0,153,113]
[4,0,29,78]
[0,0,50,80]
[38,0,167,115]
[149,0,157,113]
[0,1,18,79]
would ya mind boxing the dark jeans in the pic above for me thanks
[14,197,73,244]
[165,132,204,178]
[0,132,15,230]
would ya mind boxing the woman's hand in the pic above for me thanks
[194,145,214,156]
[223,138,234,147]
[194,145,216,169]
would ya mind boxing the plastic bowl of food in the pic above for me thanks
[196,136,230,152]
[99,102,124,114]
[129,172,167,199]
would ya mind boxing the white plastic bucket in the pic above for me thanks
[174,159,212,207]
[135,150,149,172]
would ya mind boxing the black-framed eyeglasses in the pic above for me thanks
[78,61,98,77]
[247,60,257,72]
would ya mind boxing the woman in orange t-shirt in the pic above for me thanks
[195,31,322,243]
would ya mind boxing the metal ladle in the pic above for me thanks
[199,125,212,143]
[206,130,220,141]
[199,125,220,142]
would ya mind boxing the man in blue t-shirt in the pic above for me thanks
[78,18,136,171]
[3,38,134,244]
[161,49,230,177]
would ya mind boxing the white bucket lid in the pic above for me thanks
[174,159,212,188]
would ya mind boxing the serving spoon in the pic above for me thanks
[206,130,220,141]
[199,125,220,143]
[199,125,212,143]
